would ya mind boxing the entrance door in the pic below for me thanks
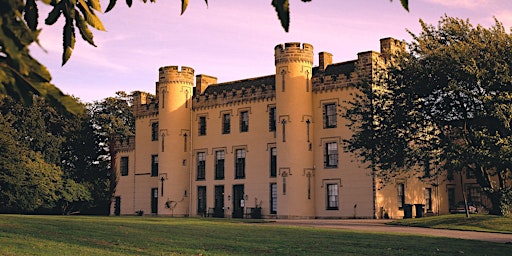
[214,185,225,218]
[151,188,158,214]
[114,196,121,216]
[232,185,244,218]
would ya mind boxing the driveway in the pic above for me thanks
[269,219,512,243]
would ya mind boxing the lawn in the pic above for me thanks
[0,215,510,256]
[389,214,512,233]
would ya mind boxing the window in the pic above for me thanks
[270,147,277,177]
[467,185,481,205]
[197,186,206,215]
[235,149,246,179]
[196,152,206,180]
[222,113,230,134]
[120,157,129,176]
[397,183,405,209]
[270,183,277,214]
[323,103,337,128]
[447,186,456,210]
[151,122,159,141]
[269,107,276,131]
[325,142,338,168]
[240,111,249,132]
[326,184,339,210]
[425,188,432,212]
[199,116,207,136]
[215,150,225,180]
[151,155,158,176]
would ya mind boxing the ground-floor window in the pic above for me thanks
[197,186,206,216]
[326,184,339,210]
[447,185,456,210]
[270,183,277,214]
[425,188,432,212]
[397,183,405,209]
[466,185,481,205]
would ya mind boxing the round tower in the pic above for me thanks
[157,66,194,216]
[274,43,315,218]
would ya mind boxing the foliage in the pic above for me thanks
[344,16,512,216]
[0,95,97,214]
[1,215,511,255]
[0,0,82,114]
[0,114,63,213]
[87,91,135,214]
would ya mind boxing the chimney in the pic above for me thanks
[319,52,333,72]
[195,74,218,95]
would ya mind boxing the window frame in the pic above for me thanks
[197,186,207,215]
[196,152,206,180]
[270,147,277,177]
[270,183,277,214]
[198,116,207,136]
[323,103,337,129]
[151,122,159,141]
[326,183,339,210]
[397,183,405,210]
[240,111,249,133]
[222,113,230,134]
[214,150,225,180]
[425,187,432,212]
[324,142,338,168]
[151,154,158,177]
[269,107,276,132]
[120,156,129,176]
[235,149,246,179]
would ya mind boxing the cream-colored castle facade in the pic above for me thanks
[112,38,487,219]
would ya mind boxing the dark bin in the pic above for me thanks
[403,204,413,219]
[414,204,424,218]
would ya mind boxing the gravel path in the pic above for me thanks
[268,219,512,243]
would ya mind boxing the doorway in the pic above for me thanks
[214,185,225,218]
[232,185,245,218]
[151,188,158,214]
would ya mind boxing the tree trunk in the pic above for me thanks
[487,190,511,216]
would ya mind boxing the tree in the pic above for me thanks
[0,95,95,214]
[0,112,63,213]
[88,91,135,215]
[1,0,409,114]
[344,16,512,216]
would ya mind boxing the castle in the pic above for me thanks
[112,38,485,219]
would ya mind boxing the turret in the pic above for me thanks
[274,43,315,218]
[156,66,194,216]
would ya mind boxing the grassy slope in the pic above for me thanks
[389,214,512,233]
[0,215,510,255]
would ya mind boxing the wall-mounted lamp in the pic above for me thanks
[227,195,231,201]
[184,190,187,197]
[244,195,248,201]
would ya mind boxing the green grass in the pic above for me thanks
[0,215,510,255]
[389,214,512,233]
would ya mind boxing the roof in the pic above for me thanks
[313,60,356,77]
[202,75,275,95]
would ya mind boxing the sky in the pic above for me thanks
[30,0,512,103]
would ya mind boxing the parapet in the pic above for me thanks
[275,42,314,66]
[158,66,195,84]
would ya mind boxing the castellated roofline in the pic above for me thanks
[158,65,195,83]
[275,42,314,65]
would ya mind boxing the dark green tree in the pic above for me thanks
[88,91,135,215]
[344,16,512,216]
[0,112,63,213]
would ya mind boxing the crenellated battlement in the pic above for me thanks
[158,66,195,84]
[274,42,314,65]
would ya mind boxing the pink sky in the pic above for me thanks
[30,0,512,102]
